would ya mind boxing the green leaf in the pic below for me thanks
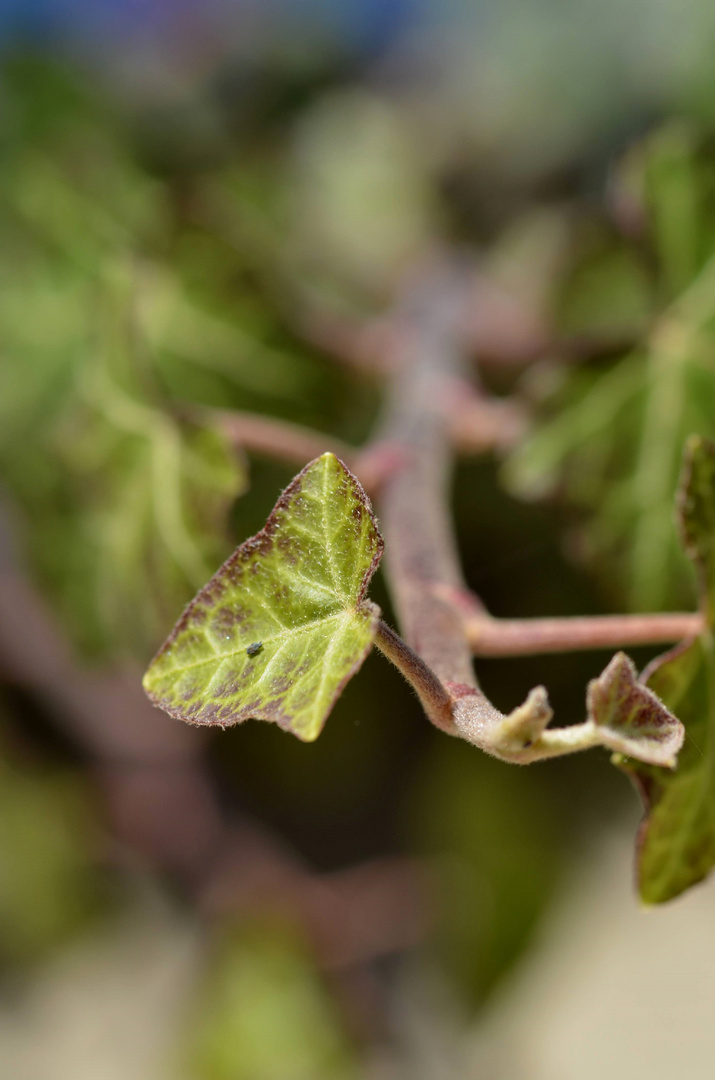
[143,453,383,741]
[623,437,715,902]
[628,637,714,903]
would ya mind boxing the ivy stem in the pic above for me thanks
[194,392,523,489]
[372,258,480,692]
[373,620,455,734]
[195,407,358,472]
[362,257,695,767]
[517,721,603,761]
[464,611,702,656]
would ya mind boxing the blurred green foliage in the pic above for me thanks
[0,60,437,661]
[506,124,715,613]
[409,741,561,1003]
[185,920,357,1080]
[0,62,312,658]
[0,730,99,964]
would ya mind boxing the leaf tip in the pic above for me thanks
[141,666,158,703]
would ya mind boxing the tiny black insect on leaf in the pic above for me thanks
[246,642,264,657]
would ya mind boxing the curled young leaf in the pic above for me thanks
[143,453,383,741]
[456,654,682,768]
[586,652,683,767]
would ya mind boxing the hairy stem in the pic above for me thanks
[373,261,479,690]
[374,618,612,762]
[374,619,455,733]
[362,260,684,769]
[465,611,702,655]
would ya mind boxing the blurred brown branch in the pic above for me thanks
[205,408,358,472]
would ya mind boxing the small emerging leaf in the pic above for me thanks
[465,655,682,768]
[143,454,383,741]
[587,652,683,767]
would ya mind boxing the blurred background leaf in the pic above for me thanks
[0,724,100,965]
[407,742,562,1005]
[186,919,357,1080]
[505,126,715,612]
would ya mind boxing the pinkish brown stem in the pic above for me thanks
[374,619,454,733]
[209,408,356,470]
[465,612,703,656]
[372,261,479,691]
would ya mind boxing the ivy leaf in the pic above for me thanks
[622,436,715,902]
[143,454,383,741]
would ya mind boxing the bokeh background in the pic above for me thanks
[3,2,715,1078]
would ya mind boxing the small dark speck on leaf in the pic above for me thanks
[246,642,264,657]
